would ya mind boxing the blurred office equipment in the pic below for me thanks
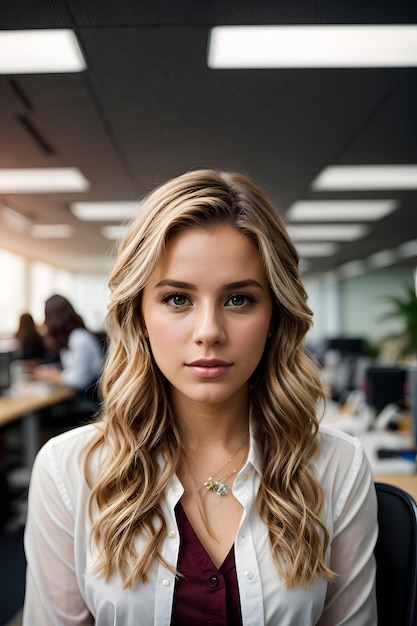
[320,336,373,403]
[374,482,417,626]
[365,365,407,414]
[408,368,417,449]
[0,351,12,395]
[322,337,367,356]
[365,365,407,420]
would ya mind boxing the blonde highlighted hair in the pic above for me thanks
[83,168,333,588]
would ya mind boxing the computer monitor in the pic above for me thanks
[407,368,417,448]
[0,351,11,395]
[324,337,367,356]
[365,365,407,416]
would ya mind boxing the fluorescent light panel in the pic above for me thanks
[311,165,417,190]
[101,225,129,240]
[287,224,369,241]
[0,168,89,192]
[295,243,339,257]
[30,224,74,238]
[0,204,31,233]
[338,260,367,278]
[208,25,417,69]
[0,30,86,73]
[367,249,398,268]
[397,240,417,259]
[287,199,398,222]
[70,201,139,221]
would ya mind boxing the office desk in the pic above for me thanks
[373,474,417,502]
[0,385,75,467]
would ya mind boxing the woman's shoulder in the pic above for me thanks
[68,328,102,351]
[315,424,376,522]
[34,422,102,479]
[314,423,366,481]
[317,423,362,453]
[68,327,94,342]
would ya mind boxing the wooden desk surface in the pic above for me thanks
[374,473,417,501]
[0,385,75,426]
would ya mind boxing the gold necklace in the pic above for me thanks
[191,439,248,497]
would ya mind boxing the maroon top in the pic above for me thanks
[170,503,243,626]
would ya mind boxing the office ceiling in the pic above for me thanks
[0,0,416,275]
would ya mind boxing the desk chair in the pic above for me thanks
[40,378,102,438]
[374,482,417,626]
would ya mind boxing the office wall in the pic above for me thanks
[340,269,414,343]
[0,248,110,336]
[305,267,415,348]
[305,275,341,345]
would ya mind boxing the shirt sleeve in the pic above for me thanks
[22,441,93,625]
[60,330,102,391]
[317,445,378,626]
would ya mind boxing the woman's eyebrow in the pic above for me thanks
[222,279,264,290]
[154,279,197,289]
[154,278,264,290]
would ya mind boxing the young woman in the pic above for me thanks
[32,294,104,392]
[23,169,378,625]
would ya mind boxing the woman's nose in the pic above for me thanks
[192,306,226,345]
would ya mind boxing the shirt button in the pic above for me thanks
[241,473,249,481]
[162,579,171,586]
[209,575,218,585]
[244,571,254,580]
[168,530,176,539]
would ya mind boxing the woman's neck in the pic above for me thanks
[174,395,250,452]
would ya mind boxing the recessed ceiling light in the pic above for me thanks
[70,201,139,221]
[101,225,129,240]
[0,29,86,73]
[337,260,367,278]
[30,224,74,238]
[367,249,398,268]
[0,168,90,192]
[0,204,31,234]
[287,199,399,222]
[294,243,338,257]
[287,224,369,241]
[397,239,417,259]
[311,165,417,190]
[208,25,417,69]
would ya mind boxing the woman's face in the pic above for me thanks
[141,225,273,412]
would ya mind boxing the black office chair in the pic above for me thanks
[374,482,417,626]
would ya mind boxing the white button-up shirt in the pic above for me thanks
[23,421,377,625]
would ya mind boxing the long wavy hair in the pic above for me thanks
[44,294,86,352]
[83,168,333,589]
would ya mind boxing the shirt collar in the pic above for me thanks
[246,412,263,477]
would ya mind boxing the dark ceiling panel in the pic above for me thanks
[0,0,415,275]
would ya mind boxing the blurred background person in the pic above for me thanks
[32,295,104,393]
[13,313,46,369]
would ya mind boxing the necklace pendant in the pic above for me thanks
[215,482,229,496]
[204,477,229,496]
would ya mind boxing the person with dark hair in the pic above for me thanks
[32,295,104,392]
[14,312,46,362]
[23,170,377,625]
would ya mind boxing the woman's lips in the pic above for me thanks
[186,359,232,379]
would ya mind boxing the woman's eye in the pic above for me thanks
[226,294,255,307]
[163,293,190,307]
